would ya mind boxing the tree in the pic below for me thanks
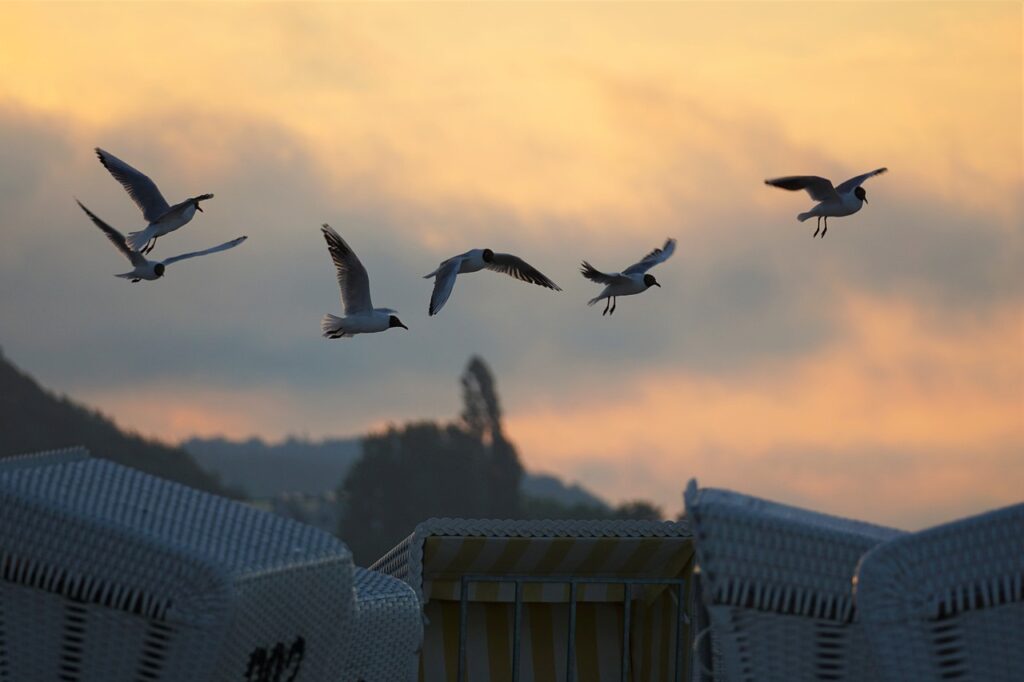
[338,357,525,563]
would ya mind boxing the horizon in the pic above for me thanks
[0,2,1021,529]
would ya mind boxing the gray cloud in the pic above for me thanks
[0,98,1019,442]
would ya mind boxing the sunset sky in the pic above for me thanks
[0,2,1020,528]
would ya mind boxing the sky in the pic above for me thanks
[0,2,1020,529]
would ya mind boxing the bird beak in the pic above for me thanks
[654,282,662,287]
[399,322,409,330]
[863,198,868,205]
[197,205,204,212]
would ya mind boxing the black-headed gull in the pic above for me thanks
[95,148,214,254]
[580,238,676,316]
[320,224,408,338]
[76,200,245,283]
[424,248,561,316]
[765,167,887,237]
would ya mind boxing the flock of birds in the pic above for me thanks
[77,148,887,338]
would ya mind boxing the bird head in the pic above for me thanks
[482,248,495,263]
[154,263,166,278]
[388,315,408,330]
[192,194,214,212]
[854,186,867,204]
[644,274,660,288]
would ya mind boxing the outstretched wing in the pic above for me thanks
[428,258,461,316]
[486,254,562,291]
[76,199,145,266]
[580,261,627,285]
[321,224,372,314]
[95,148,171,223]
[835,167,888,195]
[623,238,676,275]
[161,236,247,265]
[764,175,839,202]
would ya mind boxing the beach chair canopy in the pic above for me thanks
[684,479,904,682]
[855,502,1024,681]
[0,448,354,681]
[373,518,694,682]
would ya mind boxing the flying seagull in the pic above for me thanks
[764,167,888,237]
[94,147,214,254]
[76,200,245,282]
[320,224,407,338]
[581,238,676,316]
[424,248,561,316]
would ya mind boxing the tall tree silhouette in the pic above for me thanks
[460,356,523,518]
[338,357,524,563]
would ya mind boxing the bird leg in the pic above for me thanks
[144,237,158,255]
[602,297,611,315]
[610,297,617,315]
[813,216,820,238]
[821,217,828,238]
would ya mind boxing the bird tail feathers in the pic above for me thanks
[114,272,136,279]
[587,295,604,306]
[126,228,152,251]
[797,211,815,222]
[321,314,352,339]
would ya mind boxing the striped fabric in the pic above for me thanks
[372,519,695,682]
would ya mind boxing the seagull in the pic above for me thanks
[320,224,407,338]
[76,200,246,282]
[580,238,676,316]
[764,167,887,237]
[94,147,214,254]
[423,248,561,316]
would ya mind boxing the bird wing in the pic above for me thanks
[321,224,372,314]
[76,199,146,266]
[835,167,888,194]
[95,148,172,223]
[580,261,627,285]
[764,175,839,202]
[428,258,462,316]
[623,238,677,275]
[161,236,247,265]
[485,253,562,291]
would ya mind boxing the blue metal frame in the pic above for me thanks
[455,575,690,682]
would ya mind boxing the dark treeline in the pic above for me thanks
[338,356,663,563]
[0,346,235,497]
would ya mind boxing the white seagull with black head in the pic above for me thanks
[95,147,214,254]
[320,224,407,339]
[77,200,246,282]
[581,238,676,316]
[765,167,888,237]
[423,248,561,316]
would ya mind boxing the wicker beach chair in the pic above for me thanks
[372,517,695,681]
[346,567,423,681]
[683,480,904,682]
[0,448,355,681]
[854,502,1024,682]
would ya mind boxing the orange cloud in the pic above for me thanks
[0,2,1018,232]
[506,294,1023,525]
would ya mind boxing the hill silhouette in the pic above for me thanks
[0,346,232,496]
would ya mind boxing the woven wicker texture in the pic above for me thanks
[343,567,423,682]
[855,503,1024,681]
[0,450,356,681]
[371,517,692,602]
[684,480,904,682]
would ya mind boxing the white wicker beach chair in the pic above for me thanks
[0,448,356,681]
[346,567,423,681]
[855,502,1024,682]
[684,480,904,682]
[372,517,695,682]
